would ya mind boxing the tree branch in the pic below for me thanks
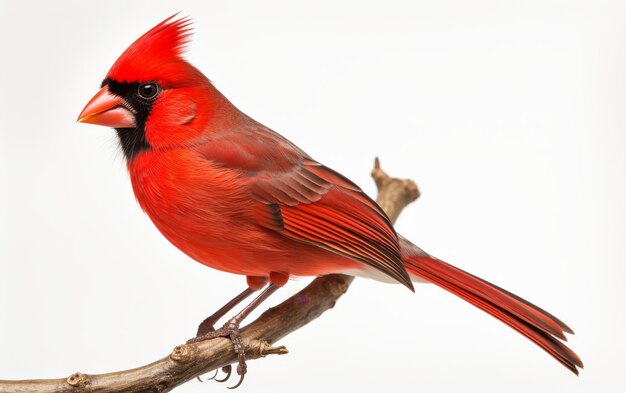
[0,158,420,393]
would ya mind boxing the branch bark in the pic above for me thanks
[0,158,420,393]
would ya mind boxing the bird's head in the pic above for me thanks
[78,14,222,159]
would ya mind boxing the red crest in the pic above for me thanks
[106,14,193,86]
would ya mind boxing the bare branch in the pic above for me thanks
[0,158,420,393]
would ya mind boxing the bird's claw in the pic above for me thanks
[228,373,245,389]
[196,368,219,382]
[206,368,220,381]
[215,366,232,382]
[187,322,248,389]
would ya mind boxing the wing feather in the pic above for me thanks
[249,160,413,289]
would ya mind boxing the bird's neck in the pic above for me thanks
[200,81,248,133]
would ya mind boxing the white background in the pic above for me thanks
[1,1,624,392]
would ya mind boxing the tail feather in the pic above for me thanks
[399,237,582,374]
[477,272,575,335]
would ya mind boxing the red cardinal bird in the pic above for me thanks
[78,15,582,385]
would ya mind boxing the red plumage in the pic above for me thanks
[399,237,583,374]
[78,14,582,375]
[107,14,192,84]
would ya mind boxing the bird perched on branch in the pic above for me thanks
[78,14,582,388]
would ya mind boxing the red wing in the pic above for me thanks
[249,159,413,289]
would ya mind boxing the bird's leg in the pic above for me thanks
[192,276,269,383]
[195,287,257,337]
[188,283,281,389]
[194,287,257,383]
[195,276,268,337]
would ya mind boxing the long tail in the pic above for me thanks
[399,236,583,374]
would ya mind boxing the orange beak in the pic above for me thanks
[77,85,136,128]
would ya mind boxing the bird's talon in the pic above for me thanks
[202,369,219,381]
[228,373,245,390]
[215,365,232,383]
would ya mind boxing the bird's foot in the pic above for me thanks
[187,320,247,389]
[188,284,280,388]
[193,317,233,384]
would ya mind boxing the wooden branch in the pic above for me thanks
[0,158,420,393]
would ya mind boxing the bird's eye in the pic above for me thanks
[137,83,160,100]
